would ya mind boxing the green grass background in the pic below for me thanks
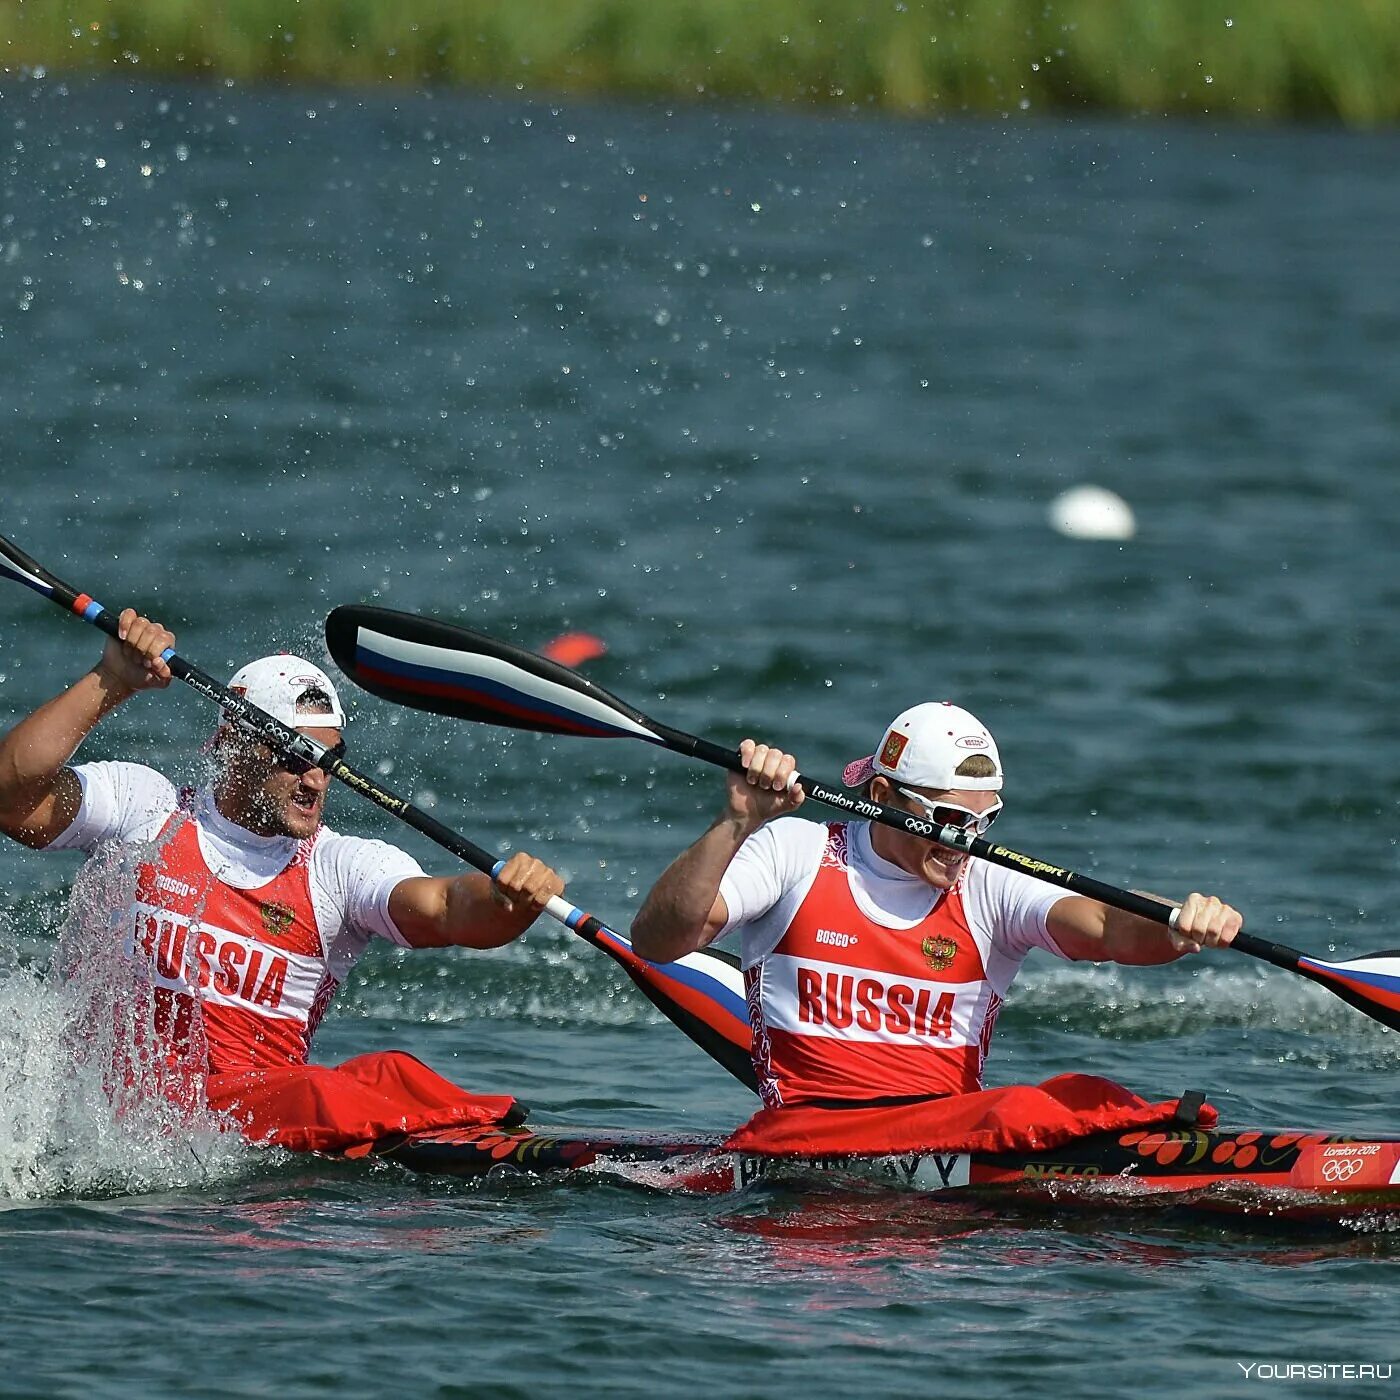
[4,0,1398,123]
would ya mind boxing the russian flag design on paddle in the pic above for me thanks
[591,926,752,1063]
[596,929,748,1037]
[353,625,660,741]
[1296,953,1400,1031]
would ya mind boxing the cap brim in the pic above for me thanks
[842,756,875,788]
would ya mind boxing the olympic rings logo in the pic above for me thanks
[1321,1157,1365,1183]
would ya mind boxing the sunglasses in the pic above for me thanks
[897,788,1002,836]
[271,739,346,777]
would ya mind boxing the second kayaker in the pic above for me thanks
[629,702,1242,1118]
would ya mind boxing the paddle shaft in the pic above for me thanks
[643,718,1313,967]
[658,715,1187,919]
[652,705,1334,971]
[657,694,1378,995]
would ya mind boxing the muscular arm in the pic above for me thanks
[388,852,565,950]
[0,612,173,848]
[1047,891,1242,965]
[630,739,804,963]
[629,813,745,962]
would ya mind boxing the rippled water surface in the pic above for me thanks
[1,76,1398,1397]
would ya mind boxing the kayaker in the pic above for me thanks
[630,702,1243,1120]
[0,610,566,1152]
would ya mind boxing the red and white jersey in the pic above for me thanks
[129,811,334,1069]
[50,762,424,1072]
[719,820,1072,1107]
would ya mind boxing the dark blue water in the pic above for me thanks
[1,76,1397,1397]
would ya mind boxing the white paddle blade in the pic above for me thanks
[325,604,665,741]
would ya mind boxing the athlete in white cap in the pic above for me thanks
[0,610,566,1151]
[631,703,1242,1112]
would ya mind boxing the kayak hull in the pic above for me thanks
[364,1122,1400,1223]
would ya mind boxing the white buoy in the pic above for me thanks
[1048,485,1136,540]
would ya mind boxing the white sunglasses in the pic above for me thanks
[897,789,1003,836]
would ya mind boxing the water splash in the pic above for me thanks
[0,845,259,1202]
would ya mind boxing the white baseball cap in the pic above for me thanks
[843,702,1003,792]
[225,654,347,730]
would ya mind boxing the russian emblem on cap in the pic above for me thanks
[879,731,909,770]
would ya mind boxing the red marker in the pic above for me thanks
[540,632,607,668]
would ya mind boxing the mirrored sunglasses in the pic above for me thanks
[898,788,1002,836]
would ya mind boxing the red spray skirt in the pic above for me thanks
[725,1073,1217,1157]
[206,1050,518,1154]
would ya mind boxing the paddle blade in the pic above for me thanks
[1294,951,1400,1033]
[325,605,661,742]
[574,923,757,1093]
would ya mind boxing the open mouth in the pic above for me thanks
[291,787,321,815]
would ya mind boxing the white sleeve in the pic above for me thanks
[717,822,789,929]
[967,859,1075,961]
[312,832,427,948]
[46,762,177,852]
[716,818,827,964]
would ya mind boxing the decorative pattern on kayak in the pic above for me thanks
[363,1122,1400,1221]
